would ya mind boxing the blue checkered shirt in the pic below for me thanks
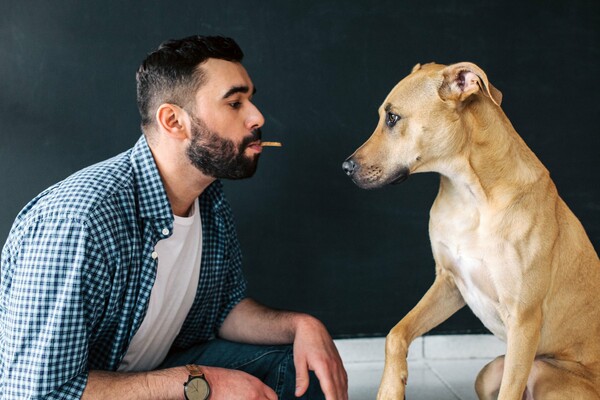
[0,136,247,399]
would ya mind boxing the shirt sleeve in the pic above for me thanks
[213,205,248,333]
[1,215,103,399]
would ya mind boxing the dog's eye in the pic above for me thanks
[386,112,400,128]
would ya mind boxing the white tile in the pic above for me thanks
[346,360,461,400]
[423,334,505,359]
[345,361,382,400]
[405,360,461,400]
[427,359,494,400]
[335,337,424,363]
[335,337,385,364]
[338,335,505,400]
[408,337,424,360]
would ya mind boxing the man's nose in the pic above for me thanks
[246,102,265,131]
[342,158,357,176]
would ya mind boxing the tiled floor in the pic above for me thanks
[334,334,506,400]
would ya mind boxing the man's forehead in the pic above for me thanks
[198,58,254,97]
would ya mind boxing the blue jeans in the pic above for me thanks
[159,339,325,399]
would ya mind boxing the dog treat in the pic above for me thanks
[261,141,282,147]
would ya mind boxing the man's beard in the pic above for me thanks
[186,113,261,180]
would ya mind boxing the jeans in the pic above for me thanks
[159,339,325,399]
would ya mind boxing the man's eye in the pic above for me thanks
[229,101,242,109]
[386,112,400,128]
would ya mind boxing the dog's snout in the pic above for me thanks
[342,159,357,176]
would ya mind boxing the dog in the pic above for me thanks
[342,62,600,399]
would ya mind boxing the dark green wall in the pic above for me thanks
[1,0,598,338]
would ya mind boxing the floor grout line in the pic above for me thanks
[424,360,464,400]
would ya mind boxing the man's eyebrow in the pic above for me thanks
[222,85,257,99]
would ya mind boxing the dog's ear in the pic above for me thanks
[412,62,436,74]
[439,62,502,107]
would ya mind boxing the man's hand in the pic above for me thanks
[203,366,277,400]
[219,299,349,399]
[292,316,348,400]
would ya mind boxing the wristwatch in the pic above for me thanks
[184,364,211,400]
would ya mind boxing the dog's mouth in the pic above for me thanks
[389,168,410,185]
[354,167,410,189]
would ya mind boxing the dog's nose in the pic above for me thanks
[342,159,357,176]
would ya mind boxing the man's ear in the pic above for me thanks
[155,104,189,140]
[439,62,502,107]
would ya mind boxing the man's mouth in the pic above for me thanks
[246,141,263,153]
[242,128,263,153]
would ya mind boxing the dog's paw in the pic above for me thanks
[377,374,407,400]
[378,356,409,399]
[376,385,406,400]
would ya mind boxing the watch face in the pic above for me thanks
[185,376,210,400]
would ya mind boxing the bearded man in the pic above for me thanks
[0,35,347,400]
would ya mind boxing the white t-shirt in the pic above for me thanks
[118,198,202,372]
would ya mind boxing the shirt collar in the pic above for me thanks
[130,135,173,221]
[129,135,227,221]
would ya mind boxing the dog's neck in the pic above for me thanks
[437,106,548,208]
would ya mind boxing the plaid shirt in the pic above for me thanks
[0,136,247,399]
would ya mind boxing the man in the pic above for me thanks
[0,35,348,399]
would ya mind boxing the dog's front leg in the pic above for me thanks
[377,271,465,400]
[497,307,542,400]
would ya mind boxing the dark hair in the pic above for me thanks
[136,35,244,131]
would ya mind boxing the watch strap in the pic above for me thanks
[186,364,205,377]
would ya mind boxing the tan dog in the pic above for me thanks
[342,62,600,399]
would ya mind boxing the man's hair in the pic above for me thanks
[136,35,244,132]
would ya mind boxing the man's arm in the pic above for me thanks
[83,368,187,400]
[0,217,95,399]
[219,298,348,399]
[83,365,277,400]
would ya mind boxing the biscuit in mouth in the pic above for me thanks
[261,141,282,147]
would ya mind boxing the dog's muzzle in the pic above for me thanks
[343,155,410,189]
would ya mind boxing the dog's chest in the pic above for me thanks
[431,206,507,339]
[446,248,506,339]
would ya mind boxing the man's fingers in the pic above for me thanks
[294,355,309,397]
[265,384,278,400]
[313,359,348,400]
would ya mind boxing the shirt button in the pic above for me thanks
[162,228,169,235]
[151,251,158,260]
